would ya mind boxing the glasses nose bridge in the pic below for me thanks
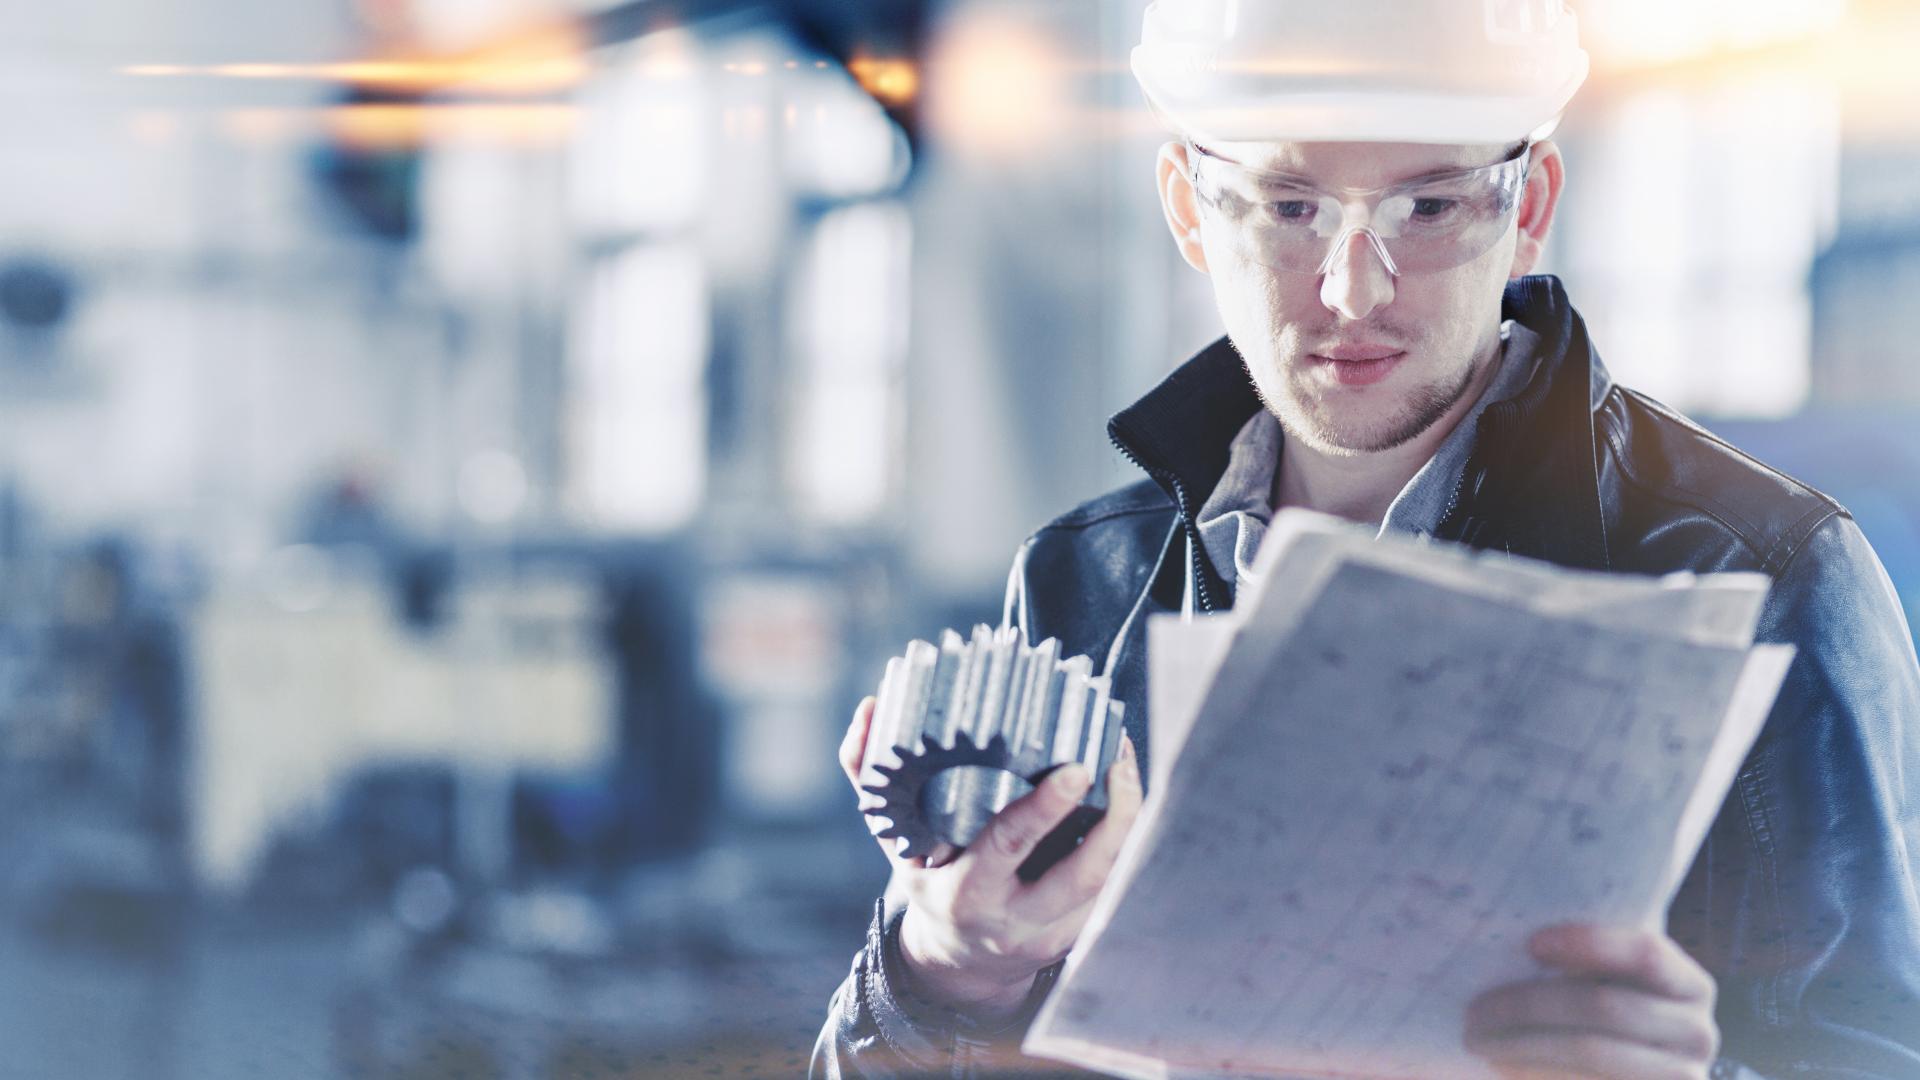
[1314,184,1391,240]
[1316,222,1400,279]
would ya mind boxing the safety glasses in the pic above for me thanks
[1182,141,1532,277]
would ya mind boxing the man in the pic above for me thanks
[814,2,1920,1077]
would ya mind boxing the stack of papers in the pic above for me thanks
[1025,509,1792,1080]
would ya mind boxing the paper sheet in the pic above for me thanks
[1146,613,1237,795]
[1027,510,1790,1080]
[1236,512,1771,649]
[1145,513,1768,805]
[1659,643,1795,905]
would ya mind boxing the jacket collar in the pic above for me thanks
[1470,274,1613,571]
[1107,274,1616,593]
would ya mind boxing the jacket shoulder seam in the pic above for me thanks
[1758,501,1844,573]
[1036,493,1173,533]
[1601,390,1842,573]
[1038,504,1171,533]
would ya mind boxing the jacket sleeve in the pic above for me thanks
[813,540,1087,1079]
[1669,512,1920,1079]
[809,898,1069,1079]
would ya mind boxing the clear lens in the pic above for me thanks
[1188,147,1529,275]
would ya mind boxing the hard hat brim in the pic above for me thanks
[1133,48,1587,146]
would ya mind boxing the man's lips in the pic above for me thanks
[1315,344,1403,362]
[1307,347,1405,387]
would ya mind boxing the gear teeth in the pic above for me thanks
[858,624,1123,855]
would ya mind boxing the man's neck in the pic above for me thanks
[1272,332,1506,527]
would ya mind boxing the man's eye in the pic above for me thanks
[1242,197,1317,227]
[1410,196,1460,220]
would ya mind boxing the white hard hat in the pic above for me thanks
[1131,0,1590,145]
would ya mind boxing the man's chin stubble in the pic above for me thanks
[1279,360,1479,456]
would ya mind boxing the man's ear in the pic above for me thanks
[1157,142,1210,274]
[1509,139,1565,279]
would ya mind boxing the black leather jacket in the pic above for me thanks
[813,276,1920,1079]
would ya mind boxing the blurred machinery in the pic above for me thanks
[189,550,615,894]
[0,255,80,337]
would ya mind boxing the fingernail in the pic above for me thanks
[1054,764,1092,797]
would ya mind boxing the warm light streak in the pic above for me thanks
[119,24,587,95]
[847,56,920,106]
[124,36,940,110]
[212,104,576,148]
[124,56,585,92]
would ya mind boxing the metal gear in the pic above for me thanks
[860,730,1021,861]
[856,625,1127,873]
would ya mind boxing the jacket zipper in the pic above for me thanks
[1437,463,1473,539]
[1110,432,1217,613]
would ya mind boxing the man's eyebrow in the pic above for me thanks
[1212,140,1523,185]
[1396,142,1527,182]
[1396,162,1475,182]
[1247,161,1472,187]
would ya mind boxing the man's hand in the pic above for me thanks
[837,695,1144,1021]
[1465,924,1721,1079]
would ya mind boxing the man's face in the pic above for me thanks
[1165,140,1556,457]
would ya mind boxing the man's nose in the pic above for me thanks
[1319,228,1396,322]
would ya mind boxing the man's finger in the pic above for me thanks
[1018,735,1143,923]
[1528,925,1716,1003]
[1465,1028,1701,1080]
[839,696,876,790]
[954,764,1094,895]
[1466,977,1719,1060]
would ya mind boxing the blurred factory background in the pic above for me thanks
[1,0,1917,1077]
